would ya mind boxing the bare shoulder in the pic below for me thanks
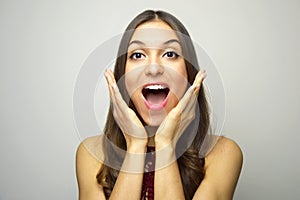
[76,135,104,166]
[194,136,243,200]
[205,136,243,165]
[76,136,106,200]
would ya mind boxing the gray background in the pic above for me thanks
[0,0,299,199]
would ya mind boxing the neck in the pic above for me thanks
[145,125,158,147]
[148,136,155,147]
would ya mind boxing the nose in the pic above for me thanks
[144,51,164,76]
[144,53,164,76]
[144,63,164,76]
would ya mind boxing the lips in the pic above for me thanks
[142,83,170,110]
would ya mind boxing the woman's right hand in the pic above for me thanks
[104,69,148,153]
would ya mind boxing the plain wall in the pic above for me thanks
[0,0,299,199]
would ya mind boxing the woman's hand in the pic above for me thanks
[154,70,207,150]
[104,69,148,153]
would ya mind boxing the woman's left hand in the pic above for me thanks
[154,69,207,150]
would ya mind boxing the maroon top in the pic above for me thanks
[141,146,155,200]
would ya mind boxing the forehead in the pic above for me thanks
[129,20,180,47]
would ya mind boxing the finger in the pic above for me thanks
[183,71,206,117]
[104,86,125,125]
[105,69,118,93]
[113,83,129,110]
[106,69,116,85]
[176,70,205,113]
[104,70,114,95]
[175,84,197,112]
[193,70,207,94]
[193,69,202,84]
[176,70,207,112]
[193,69,206,86]
[104,70,128,122]
[104,70,114,97]
[104,70,117,105]
[180,70,206,113]
[105,69,132,117]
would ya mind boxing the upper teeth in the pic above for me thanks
[145,85,166,90]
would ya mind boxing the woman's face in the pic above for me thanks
[125,20,188,126]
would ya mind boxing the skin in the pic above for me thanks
[125,20,188,127]
[76,20,243,200]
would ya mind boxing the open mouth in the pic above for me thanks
[142,84,170,110]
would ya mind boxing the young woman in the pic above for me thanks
[76,10,243,200]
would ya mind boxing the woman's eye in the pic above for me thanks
[129,52,145,60]
[163,51,179,58]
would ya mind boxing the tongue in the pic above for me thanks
[146,92,166,105]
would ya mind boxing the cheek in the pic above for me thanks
[168,65,188,100]
[175,63,188,98]
[177,62,188,84]
[125,67,141,97]
[125,75,136,97]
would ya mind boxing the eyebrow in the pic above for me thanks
[128,39,181,48]
[163,39,181,46]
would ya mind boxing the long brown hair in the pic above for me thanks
[97,10,210,200]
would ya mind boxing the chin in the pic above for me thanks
[137,107,166,127]
[144,115,165,127]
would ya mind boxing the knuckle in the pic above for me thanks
[183,113,195,124]
[188,113,195,121]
